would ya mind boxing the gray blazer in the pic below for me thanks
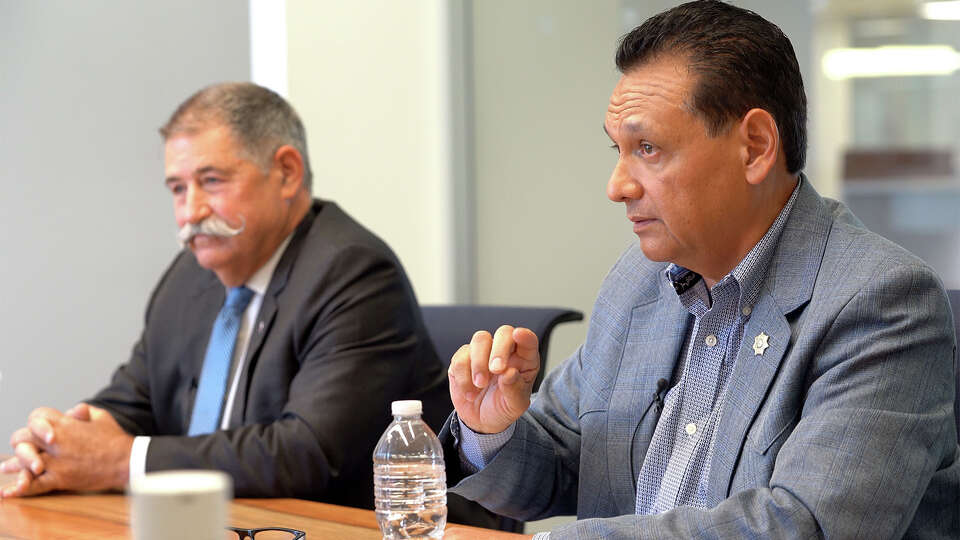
[444,180,959,538]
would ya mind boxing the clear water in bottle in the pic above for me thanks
[373,400,447,539]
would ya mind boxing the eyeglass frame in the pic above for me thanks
[227,526,306,539]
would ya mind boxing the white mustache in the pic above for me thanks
[177,215,245,248]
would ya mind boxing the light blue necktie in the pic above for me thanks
[188,286,255,436]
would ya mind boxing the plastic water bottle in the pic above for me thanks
[373,400,447,539]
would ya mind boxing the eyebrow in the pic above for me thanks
[164,165,230,185]
[603,122,646,141]
[196,165,229,176]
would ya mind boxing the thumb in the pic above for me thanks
[496,367,533,416]
[86,405,115,423]
[65,403,92,421]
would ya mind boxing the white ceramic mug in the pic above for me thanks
[129,470,232,540]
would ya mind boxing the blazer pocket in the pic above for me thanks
[747,409,800,456]
[731,411,801,492]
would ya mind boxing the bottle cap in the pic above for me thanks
[391,400,422,416]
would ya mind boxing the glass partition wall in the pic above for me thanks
[813,0,960,288]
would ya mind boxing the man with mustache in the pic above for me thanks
[1,82,449,508]
[442,2,958,539]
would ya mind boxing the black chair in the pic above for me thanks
[946,290,960,442]
[421,304,583,533]
[421,304,584,392]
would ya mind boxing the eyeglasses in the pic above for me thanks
[226,526,306,539]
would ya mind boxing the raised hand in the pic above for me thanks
[447,325,540,434]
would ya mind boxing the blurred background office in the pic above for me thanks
[2,1,958,531]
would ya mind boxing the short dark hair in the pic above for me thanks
[160,82,313,189]
[616,0,807,174]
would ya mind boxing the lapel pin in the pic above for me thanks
[752,332,770,356]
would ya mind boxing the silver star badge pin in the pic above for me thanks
[752,332,770,356]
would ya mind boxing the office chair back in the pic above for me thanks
[420,304,583,533]
[421,304,583,392]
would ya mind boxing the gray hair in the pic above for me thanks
[159,82,313,190]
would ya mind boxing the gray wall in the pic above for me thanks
[0,1,250,440]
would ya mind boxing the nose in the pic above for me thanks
[607,159,643,202]
[182,184,211,224]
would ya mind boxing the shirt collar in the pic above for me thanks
[665,175,803,308]
[240,234,294,296]
[666,264,702,295]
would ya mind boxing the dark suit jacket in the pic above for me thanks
[90,200,450,509]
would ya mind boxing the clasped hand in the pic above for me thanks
[447,325,540,434]
[1,403,133,497]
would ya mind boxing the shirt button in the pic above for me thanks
[685,423,697,436]
[704,334,718,347]
[742,306,752,316]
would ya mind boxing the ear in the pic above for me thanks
[737,108,779,186]
[272,145,305,199]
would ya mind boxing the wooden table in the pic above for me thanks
[0,471,526,539]
[0,494,373,539]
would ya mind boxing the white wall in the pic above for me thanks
[286,0,466,304]
[470,0,627,376]
[280,0,813,378]
[0,1,250,441]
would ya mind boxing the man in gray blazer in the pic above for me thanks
[1,82,449,509]
[443,2,959,538]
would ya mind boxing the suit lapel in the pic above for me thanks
[607,277,690,516]
[226,295,278,428]
[706,294,789,503]
[706,177,832,503]
[226,201,321,427]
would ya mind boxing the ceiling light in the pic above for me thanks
[822,45,960,79]
[921,1,960,20]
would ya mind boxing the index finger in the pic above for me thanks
[27,417,56,445]
[27,407,63,444]
[449,344,480,402]
[10,427,43,448]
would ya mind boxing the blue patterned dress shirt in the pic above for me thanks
[635,181,800,513]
